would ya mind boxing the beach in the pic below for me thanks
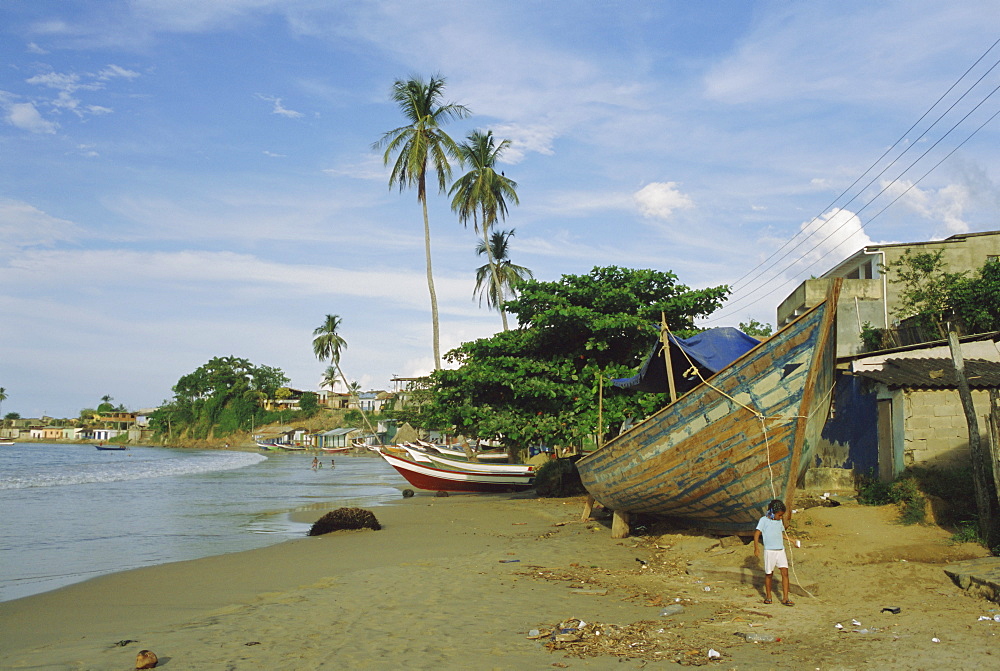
[1,490,999,670]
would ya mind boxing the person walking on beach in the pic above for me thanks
[753,499,793,606]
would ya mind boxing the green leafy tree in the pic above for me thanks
[4,412,20,421]
[949,259,1000,334]
[738,318,773,338]
[299,391,319,415]
[450,130,520,330]
[881,250,967,338]
[474,229,533,329]
[373,75,470,369]
[150,357,290,440]
[421,266,729,450]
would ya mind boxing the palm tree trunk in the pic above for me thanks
[421,193,442,369]
[334,361,380,443]
[481,208,509,331]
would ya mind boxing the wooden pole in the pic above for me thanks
[947,330,993,544]
[660,312,678,404]
[988,388,1000,511]
[597,371,604,449]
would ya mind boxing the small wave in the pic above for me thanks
[0,452,268,490]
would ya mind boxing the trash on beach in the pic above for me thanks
[932,637,941,643]
[703,586,712,591]
[834,623,844,629]
[498,559,521,563]
[851,619,862,626]
[881,607,901,614]
[115,640,138,647]
[740,632,778,643]
[708,648,721,658]
[659,604,685,617]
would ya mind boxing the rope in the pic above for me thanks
[663,324,817,598]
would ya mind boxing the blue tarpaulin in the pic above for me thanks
[612,327,761,395]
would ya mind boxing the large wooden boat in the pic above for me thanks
[576,283,840,534]
[376,448,535,493]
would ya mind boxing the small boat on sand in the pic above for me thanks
[320,446,351,454]
[0,439,15,446]
[576,282,840,534]
[376,448,534,493]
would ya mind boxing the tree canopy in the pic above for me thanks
[151,356,290,439]
[416,266,729,449]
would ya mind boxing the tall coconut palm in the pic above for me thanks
[474,229,533,325]
[450,129,519,330]
[373,75,469,369]
[312,315,378,439]
[321,366,339,392]
[0,387,7,420]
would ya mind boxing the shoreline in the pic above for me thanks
[1,493,997,669]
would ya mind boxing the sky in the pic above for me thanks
[3,1,1000,419]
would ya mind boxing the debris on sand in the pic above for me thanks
[308,508,381,536]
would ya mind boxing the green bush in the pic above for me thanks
[533,456,587,498]
[857,471,926,525]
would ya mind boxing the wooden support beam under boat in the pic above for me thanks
[581,494,595,521]
[611,510,630,539]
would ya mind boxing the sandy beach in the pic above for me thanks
[1,492,997,670]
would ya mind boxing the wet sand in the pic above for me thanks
[0,493,996,670]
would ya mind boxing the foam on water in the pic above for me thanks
[0,450,267,489]
[0,444,407,602]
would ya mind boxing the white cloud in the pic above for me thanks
[256,94,304,118]
[98,64,141,80]
[633,182,694,220]
[26,42,48,54]
[0,199,77,247]
[879,178,972,234]
[792,208,873,273]
[491,122,557,163]
[3,101,58,134]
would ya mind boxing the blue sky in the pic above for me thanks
[3,1,1000,418]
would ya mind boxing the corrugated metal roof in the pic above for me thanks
[853,358,1000,389]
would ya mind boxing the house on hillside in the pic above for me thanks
[315,427,361,448]
[356,391,395,413]
[777,230,1000,357]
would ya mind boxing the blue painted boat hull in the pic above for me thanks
[577,286,839,533]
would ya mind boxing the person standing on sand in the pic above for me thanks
[753,499,794,606]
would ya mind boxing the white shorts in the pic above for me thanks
[763,549,788,574]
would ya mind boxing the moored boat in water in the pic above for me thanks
[576,282,840,534]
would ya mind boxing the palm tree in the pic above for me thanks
[373,75,470,369]
[0,387,7,421]
[475,229,533,325]
[321,366,339,393]
[450,129,519,330]
[312,315,378,439]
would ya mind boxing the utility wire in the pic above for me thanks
[705,41,1000,324]
[727,37,1000,293]
[704,101,1000,324]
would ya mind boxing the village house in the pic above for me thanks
[775,230,1000,485]
[777,229,1000,357]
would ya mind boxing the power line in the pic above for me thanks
[704,39,1000,324]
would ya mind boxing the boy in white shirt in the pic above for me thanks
[753,499,793,606]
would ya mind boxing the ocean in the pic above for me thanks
[0,443,408,602]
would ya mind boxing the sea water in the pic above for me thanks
[0,443,407,602]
